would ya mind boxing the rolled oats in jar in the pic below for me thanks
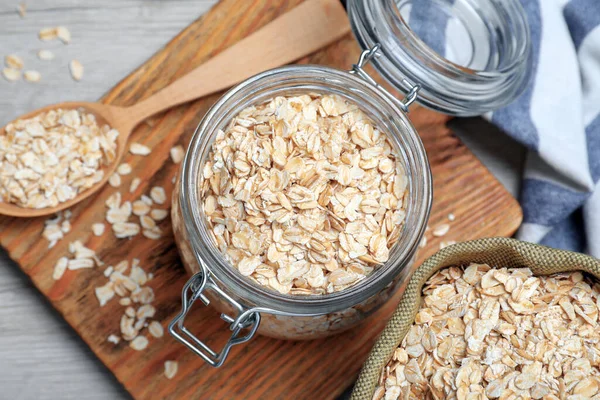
[170,64,431,366]
[202,93,409,296]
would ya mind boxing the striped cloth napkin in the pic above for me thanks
[408,0,600,257]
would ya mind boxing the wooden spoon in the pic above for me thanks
[0,0,350,217]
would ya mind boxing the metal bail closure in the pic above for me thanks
[168,263,261,368]
[349,43,421,113]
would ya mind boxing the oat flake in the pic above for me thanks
[170,145,184,164]
[39,27,57,41]
[150,187,166,204]
[129,177,141,193]
[24,70,41,82]
[130,143,151,156]
[117,163,132,175]
[2,68,20,81]
[69,59,83,81]
[5,55,24,70]
[108,173,121,187]
[92,223,105,236]
[17,2,26,17]
[148,321,164,338]
[130,336,148,351]
[432,223,450,237]
[56,26,71,43]
[38,49,54,61]
[107,334,120,344]
[52,257,68,280]
[164,361,178,379]
[150,209,168,221]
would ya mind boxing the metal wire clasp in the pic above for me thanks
[168,262,261,368]
[349,43,420,113]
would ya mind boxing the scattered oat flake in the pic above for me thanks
[5,55,24,70]
[125,306,135,318]
[108,173,121,187]
[105,192,122,209]
[68,258,95,270]
[130,143,151,156]
[69,59,83,81]
[3,68,20,81]
[129,177,141,193]
[137,304,155,319]
[142,227,161,240]
[17,2,26,17]
[164,361,178,379]
[106,202,132,224]
[129,265,147,286]
[24,70,41,82]
[170,145,184,164]
[148,321,164,338]
[130,336,149,351]
[52,257,68,280]
[140,215,156,230]
[114,260,129,273]
[92,223,105,236]
[37,49,54,60]
[113,222,140,238]
[432,223,450,237]
[56,26,71,43]
[141,195,153,206]
[117,163,132,175]
[61,220,71,233]
[150,187,166,204]
[107,334,120,344]
[43,224,63,246]
[448,213,455,222]
[132,200,150,216]
[150,209,168,221]
[95,282,115,306]
[39,27,57,41]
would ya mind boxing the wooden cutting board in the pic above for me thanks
[0,0,522,399]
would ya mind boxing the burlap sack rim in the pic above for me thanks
[351,237,600,400]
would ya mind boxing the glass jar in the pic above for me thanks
[170,63,431,367]
[169,0,531,367]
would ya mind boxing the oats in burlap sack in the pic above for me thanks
[375,264,600,400]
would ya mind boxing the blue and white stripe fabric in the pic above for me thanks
[408,0,600,257]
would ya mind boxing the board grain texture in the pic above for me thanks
[0,0,522,399]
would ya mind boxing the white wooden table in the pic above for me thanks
[0,1,524,399]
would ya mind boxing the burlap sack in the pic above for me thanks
[351,237,600,400]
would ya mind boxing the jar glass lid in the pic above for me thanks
[347,0,532,117]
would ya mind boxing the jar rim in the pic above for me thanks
[180,64,432,315]
[347,0,533,116]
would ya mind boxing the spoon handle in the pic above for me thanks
[124,0,350,128]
